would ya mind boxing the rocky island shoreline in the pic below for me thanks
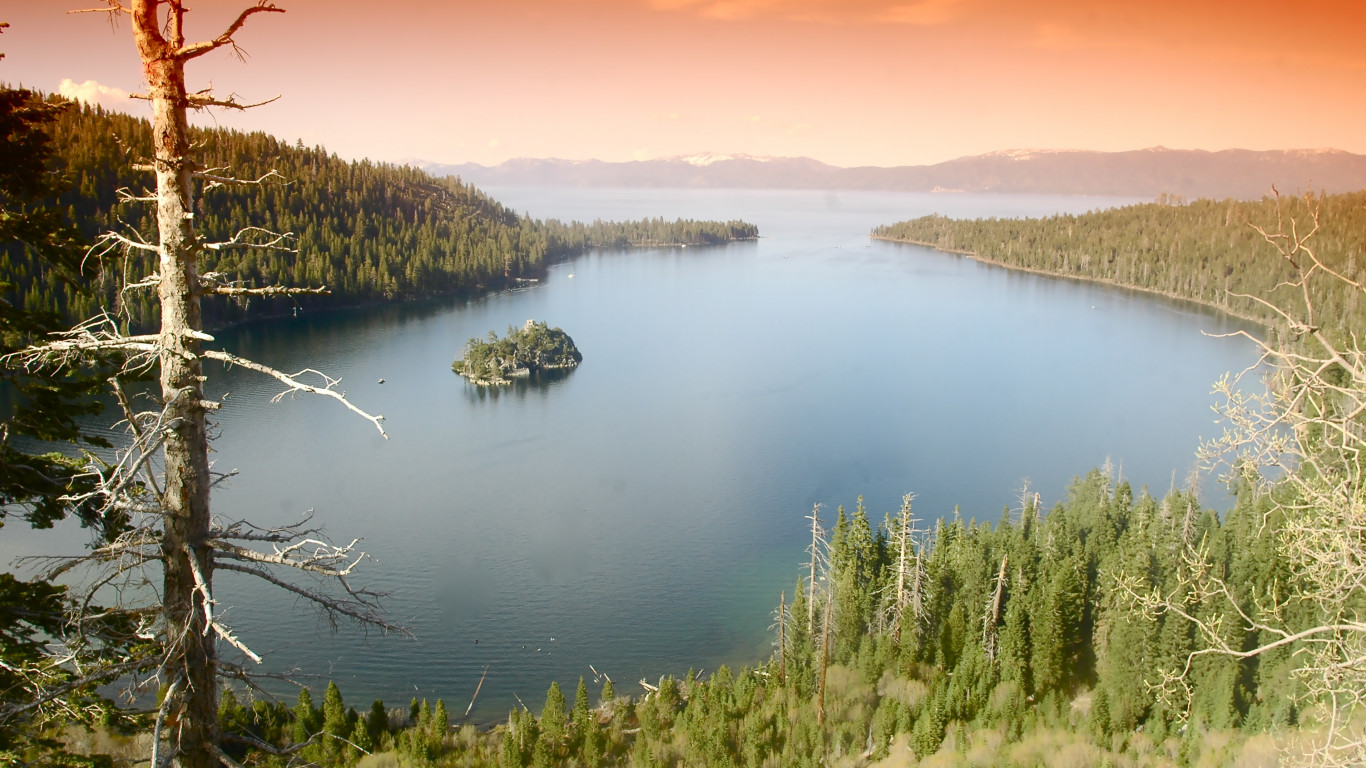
[453,320,583,385]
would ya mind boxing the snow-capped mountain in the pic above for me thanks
[415,148,1366,199]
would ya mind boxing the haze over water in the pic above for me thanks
[2,189,1261,723]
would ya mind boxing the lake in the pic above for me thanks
[3,188,1260,723]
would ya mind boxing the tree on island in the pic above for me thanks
[455,320,582,385]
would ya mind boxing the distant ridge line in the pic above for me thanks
[415,148,1366,200]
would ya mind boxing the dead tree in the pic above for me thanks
[1013,479,1031,527]
[777,591,787,684]
[805,503,828,635]
[982,555,1008,663]
[1,4,396,768]
[882,493,927,643]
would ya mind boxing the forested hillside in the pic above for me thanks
[539,217,757,250]
[873,192,1366,333]
[208,472,1299,767]
[0,99,756,331]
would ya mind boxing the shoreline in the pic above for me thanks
[198,238,757,335]
[457,362,579,386]
[871,235,1271,330]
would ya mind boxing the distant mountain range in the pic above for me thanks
[416,148,1366,200]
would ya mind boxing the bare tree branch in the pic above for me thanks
[197,168,288,192]
[214,562,401,633]
[175,3,284,61]
[68,2,131,17]
[203,284,330,297]
[202,226,297,253]
[185,91,281,111]
[201,350,388,438]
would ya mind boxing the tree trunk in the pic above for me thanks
[816,601,830,726]
[893,496,911,643]
[807,504,821,635]
[132,3,217,766]
[778,591,786,685]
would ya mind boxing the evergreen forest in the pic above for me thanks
[0,97,757,331]
[872,193,1366,334]
[198,473,1309,768]
[182,192,1366,767]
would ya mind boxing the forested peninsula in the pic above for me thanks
[872,191,1366,333]
[0,99,757,331]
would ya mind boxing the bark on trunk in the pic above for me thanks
[816,602,830,727]
[893,497,911,643]
[132,3,217,766]
[778,591,786,685]
[807,505,820,635]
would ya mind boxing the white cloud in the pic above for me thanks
[57,78,134,112]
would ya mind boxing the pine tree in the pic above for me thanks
[539,681,568,756]
[322,681,347,738]
[500,714,524,768]
[349,718,372,761]
[293,688,318,745]
[217,689,244,733]
[531,735,553,768]
[366,700,389,750]
[829,499,876,658]
[1031,556,1085,695]
[573,676,591,725]
[431,698,450,755]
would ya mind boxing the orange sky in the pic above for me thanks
[2,0,1364,167]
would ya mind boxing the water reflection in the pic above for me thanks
[460,367,578,403]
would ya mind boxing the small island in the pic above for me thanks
[453,320,583,385]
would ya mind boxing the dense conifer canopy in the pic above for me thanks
[0,98,756,331]
[873,192,1366,333]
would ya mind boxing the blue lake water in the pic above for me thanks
[2,188,1261,723]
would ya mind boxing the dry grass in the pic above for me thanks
[965,727,1007,767]
[1231,734,1280,768]
[828,665,876,701]
[878,671,930,711]
[58,725,153,762]
[1072,691,1095,719]
[1004,728,1103,768]
[355,750,402,768]
[866,735,919,768]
